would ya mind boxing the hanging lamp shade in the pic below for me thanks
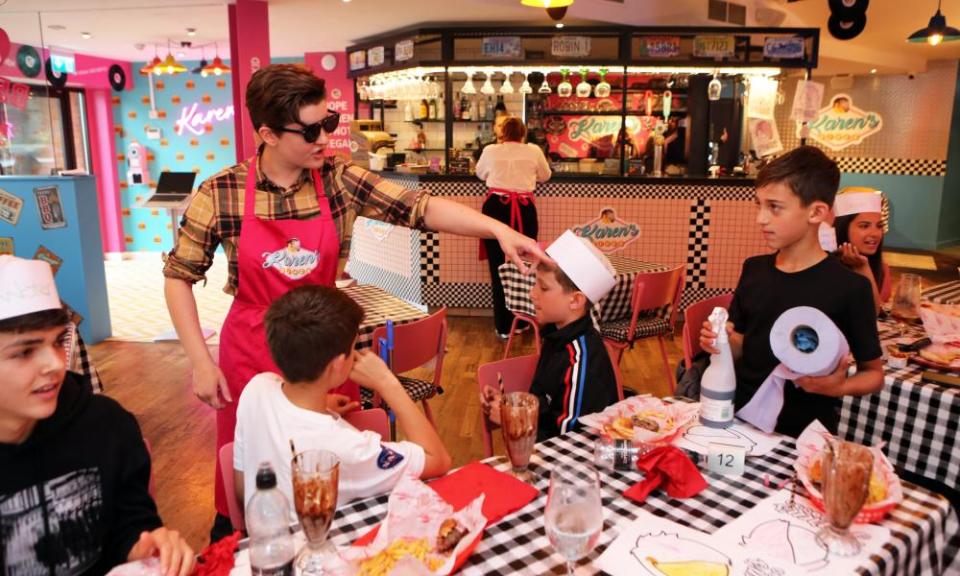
[520,0,573,7]
[158,53,188,75]
[201,56,231,76]
[907,8,960,44]
[140,56,162,76]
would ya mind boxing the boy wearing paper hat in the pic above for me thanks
[699,147,883,437]
[481,231,619,441]
[0,256,195,575]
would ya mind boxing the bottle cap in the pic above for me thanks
[709,307,729,344]
[255,462,277,490]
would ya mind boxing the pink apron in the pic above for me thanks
[214,158,338,516]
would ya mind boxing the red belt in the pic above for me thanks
[479,188,536,261]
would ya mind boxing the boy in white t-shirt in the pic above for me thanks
[233,285,451,519]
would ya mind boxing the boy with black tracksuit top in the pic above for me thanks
[482,230,619,441]
[0,256,195,576]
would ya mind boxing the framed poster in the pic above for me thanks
[0,187,23,225]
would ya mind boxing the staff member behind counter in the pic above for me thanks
[162,65,547,540]
[476,116,551,339]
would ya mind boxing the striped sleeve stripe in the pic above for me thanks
[557,336,588,434]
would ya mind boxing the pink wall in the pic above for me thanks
[228,0,271,162]
[0,42,133,91]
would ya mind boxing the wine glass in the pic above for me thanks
[815,440,873,557]
[500,391,539,482]
[545,462,603,575]
[291,450,340,575]
[892,273,922,335]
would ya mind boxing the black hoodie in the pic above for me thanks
[0,372,162,575]
[530,314,619,442]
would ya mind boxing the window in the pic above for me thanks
[0,85,89,176]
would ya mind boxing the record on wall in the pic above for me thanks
[45,57,68,89]
[828,0,869,20]
[828,13,867,40]
[17,45,42,78]
[108,64,126,92]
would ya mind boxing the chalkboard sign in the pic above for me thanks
[448,158,472,175]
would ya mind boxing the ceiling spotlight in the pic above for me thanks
[48,24,66,31]
[186,28,197,36]
[556,22,564,28]
[521,0,574,7]
[870,68,877,74]
[177,51,186,58]
[81,32,92,39]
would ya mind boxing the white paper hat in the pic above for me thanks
[545,231,617,302]
[834,191,882,217]
[0,256,61,322]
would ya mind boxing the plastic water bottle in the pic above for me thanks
[246,463,296,576]
[594,437,642,471]
[699,307,736,429]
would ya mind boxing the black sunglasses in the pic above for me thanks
[274,110,340,143]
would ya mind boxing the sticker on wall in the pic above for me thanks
[108,64,126,92]
[790,80,825,122]
[801,93,883,151]
[0,237,13,256]
[33,245,63,275]
[34,186,67,229]
[156,80,165,90]
[0,187,24,225]
[185,80,195,89]
[571,207,640,254]
[16,45,42,78]
[44,57,68,89]
[216,79,226,89]
[748,118,784,158]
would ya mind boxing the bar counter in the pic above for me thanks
[374,171,767,311]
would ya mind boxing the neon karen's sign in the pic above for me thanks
[175,102,235,136]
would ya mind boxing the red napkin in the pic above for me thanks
[623,446,707,503]
[354,462,538,546]
[192,531,241,576]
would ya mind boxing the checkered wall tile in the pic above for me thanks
[687,198,710,289]
[834,157,947,176]
[424,283,492,308]
[420,232,440,284]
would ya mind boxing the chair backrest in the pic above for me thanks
[372,308,447,376]
[476,354,539,458]
[682,293,734,370]
[345,408,392,440]
[219,442,245,533]
[628,265,686,338]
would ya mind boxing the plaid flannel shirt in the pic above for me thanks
[162,150,430,295]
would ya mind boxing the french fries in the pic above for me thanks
[357,538,445,576]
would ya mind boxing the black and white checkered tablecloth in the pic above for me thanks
[342,284,427,349]
[924,280,960,305]
[839,318,960,489]
[500,255,669,324]
[321,430,957,575]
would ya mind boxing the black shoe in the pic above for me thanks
[209,512,235,543]
[496,330,510,341]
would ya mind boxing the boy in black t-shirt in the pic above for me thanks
[700,147,883,437]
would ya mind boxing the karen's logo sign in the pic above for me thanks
[572,207,640,254]
[803,94,882,151]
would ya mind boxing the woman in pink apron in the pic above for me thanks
[163,65,547,538]
[475,116,552,339]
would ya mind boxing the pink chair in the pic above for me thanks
[219,442,244,533]
[371,308,447,426]
[682,293,734,370]
[345,408,392,441]
[600,265,685,399]
[503,313,541,360]
[476,354,539,458]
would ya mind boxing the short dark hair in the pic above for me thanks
[264,286,364,383]
[0,308,70,334]
[245,64,327,132]
[536,262,594,308]
[501,117,527,142]
[755,146,840,206]
[834,213,886,290]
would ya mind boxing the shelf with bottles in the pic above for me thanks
[624,109,688,116]
[405,119,447,123]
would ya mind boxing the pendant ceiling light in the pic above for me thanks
[158,53,188,75]
[139,56,162,76]
[201,56,231,76]
[908,0,960,45]
[192,46,208,75]
[520,0,573,7]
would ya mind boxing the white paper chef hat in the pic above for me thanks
[545,231,616,303]
[0,256,61,322]
[834,190,882,217]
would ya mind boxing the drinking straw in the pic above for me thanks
[497,371,504,398]
[386,320,395,368]
[289,439,298,465]
[378,337,389,365]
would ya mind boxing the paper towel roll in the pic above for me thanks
[769,306,849,376]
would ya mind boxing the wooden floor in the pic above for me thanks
[91,317,679,551]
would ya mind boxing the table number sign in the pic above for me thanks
[704,442,746,476]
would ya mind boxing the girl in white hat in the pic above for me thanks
[833,188,890,314]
